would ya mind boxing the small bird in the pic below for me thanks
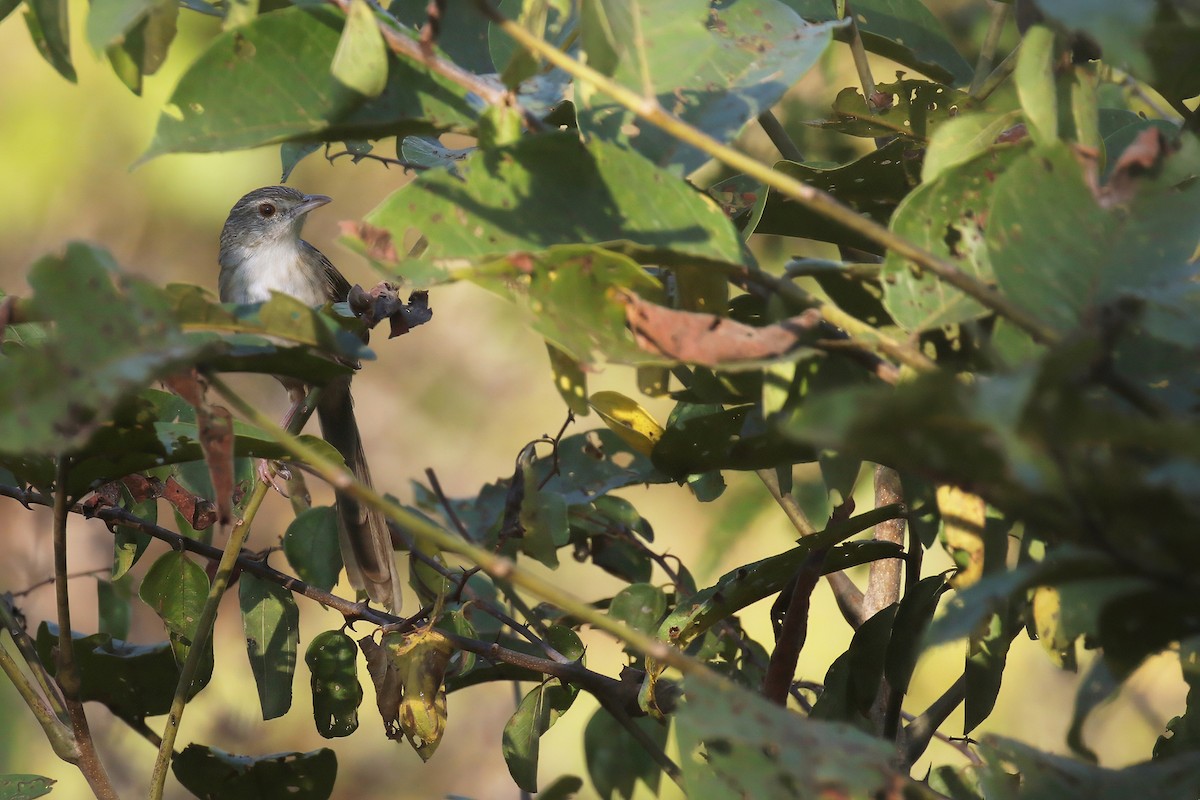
[219,185,402,611]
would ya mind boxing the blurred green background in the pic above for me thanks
[0,2,1187,798]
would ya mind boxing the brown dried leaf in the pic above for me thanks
[359,634,404,741]
[161,475,218,531]
[623,294,822,366]
[163,369,235,524]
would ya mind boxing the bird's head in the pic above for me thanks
[219,185,331,254]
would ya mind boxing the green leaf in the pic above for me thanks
[752,139,922,251]
[112,495,155,580]
[143,7,477,158]
[34,622,211,721]
[1035,0,1157,89]
[783,0,974,86]
[283,506,343,591]
[584,708,667,800]
[469,246,665,367]
[388,0,494,73]
[988,144,1200,337]
[97,576,133,640]
[0,0,20,24]
[883,574,949,695]
[306,629,363,738]
[975,734,1200,799]
[172,745,337,800]
[676,678,903,799]
[881,143,1027,332]
[921,110,1022,182]
[519,477,569,568]
[576,0,837,173]
[24,0,74,81]
[87,0,167,52]
[502,678,578,793]
[366,133,744,268]
[1015,26,1059,146]
[609,583,667,638]
[0,774,55,799]
[811,605,897,726]
[330,0,387,98]
[546,342,589,415]
[812,78,974,140]
[239,573,299,720]
[0,244,205,458]
[138,550,209,640]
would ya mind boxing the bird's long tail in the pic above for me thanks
[316,379,403,612]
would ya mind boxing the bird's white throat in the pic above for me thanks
[224,237,327,306]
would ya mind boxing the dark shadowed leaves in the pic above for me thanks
[172,745,337,800]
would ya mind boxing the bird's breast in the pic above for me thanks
[220,239,328,306]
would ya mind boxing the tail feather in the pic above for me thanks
[316,380,403,612]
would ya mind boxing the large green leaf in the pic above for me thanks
[143,7,477,158]
[676,678,902,799]
[365,134,744,268]
[468,246,666,367]
[0,244,206,458]
[988,144,1200,338]
[502,679,578,793]
[975,735,1200,799]
[576,0,837,173]
[584,709,666,800]
[783,0,973,86]
[880,143,1028,333]
[239,573,299,721]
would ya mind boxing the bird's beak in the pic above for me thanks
[294,193,332,216]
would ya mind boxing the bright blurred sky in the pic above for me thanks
[0,3,1188,798]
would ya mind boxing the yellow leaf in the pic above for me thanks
[588,391,664,456]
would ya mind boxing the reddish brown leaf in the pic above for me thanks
[340,221,398,264]
[162,475,218,531]
[623,294,821,366]
[348,283,433,339]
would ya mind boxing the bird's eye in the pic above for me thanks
[257,202,276,218]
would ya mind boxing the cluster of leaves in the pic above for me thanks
[2,0,1200,799]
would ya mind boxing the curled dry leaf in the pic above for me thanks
[347,283,433,339]
[623,293,822,366]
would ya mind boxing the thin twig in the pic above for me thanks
[842,2,877,103]
[968,2,1010,96]
[757,110,805,162]
[595,694,683,787]
[12,568,109,598]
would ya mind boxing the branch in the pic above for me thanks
[52,459,118,800]
[207,375,727,686]
[0,600,75,761]
[323,0,546,132]
[757,110,804,162]
[0,485,656,726]
[762,548,824,705]
[903,675,978,766]
[478,1,1061,345]
[842,2,877,104]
